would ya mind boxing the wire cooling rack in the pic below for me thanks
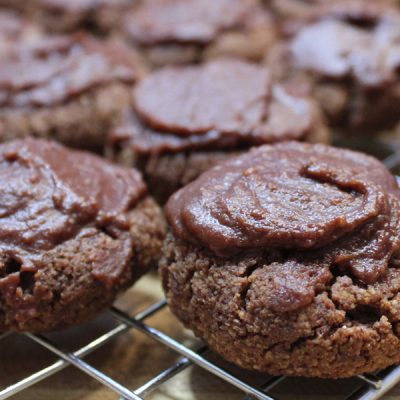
[1,137,400,400]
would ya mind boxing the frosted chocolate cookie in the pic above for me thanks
[0,139,165,332]
[0,33,145,151]
[265,1,400,137]
[0,0,130,34]
[121,0,276,68]
[107,59,328,203]
[161,141,400,378]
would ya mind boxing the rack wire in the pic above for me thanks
[1,137,400,400]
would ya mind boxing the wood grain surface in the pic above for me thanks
[1,274,400,400]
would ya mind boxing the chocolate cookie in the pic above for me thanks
[0,10,43,58]
[0,0,130,34]
[0,33,145,152]
[0,138,165,332]
[265,1,400,138]
[121,0,276,68]
[107,59,329,203]
[161,141,400,378]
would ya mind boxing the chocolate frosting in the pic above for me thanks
[290,2,400,87]
[166,142,400,285]
[110,60,316,155]
[123,0,266,46]
[0,34,139,108]
[135,59,270,135]
[0,139,146,285]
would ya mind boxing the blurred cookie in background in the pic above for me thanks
[265,0,400,140]
[0,33,146,152]
[0,0,130,34]
[121,0,277,68]
[107,59,329,203]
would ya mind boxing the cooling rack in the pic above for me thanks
[1,137,400,400]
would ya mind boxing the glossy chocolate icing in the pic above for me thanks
[0,139,146,285]
[166,142,400,289]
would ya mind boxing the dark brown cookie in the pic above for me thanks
[0,0,130,34]
[0,138,166,332]
[265,0,400,138]
[107,59,329,203]
[0,33,145,152]
[161,141,400,378]
[121,0,277,68]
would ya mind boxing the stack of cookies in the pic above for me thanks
[1,0,400,381]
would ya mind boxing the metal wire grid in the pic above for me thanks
[0,298,398,400]
[1,141,400,400]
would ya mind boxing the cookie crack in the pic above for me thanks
[238,262,261,315]
[326,274,400,328]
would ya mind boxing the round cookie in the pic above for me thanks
[265,0,400,138]
[0,33,145,152]
[0,0,130,34]
[161,141,400,378]
[121,0,277,68]
[0,138,165,332]
[107,59,329,203]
